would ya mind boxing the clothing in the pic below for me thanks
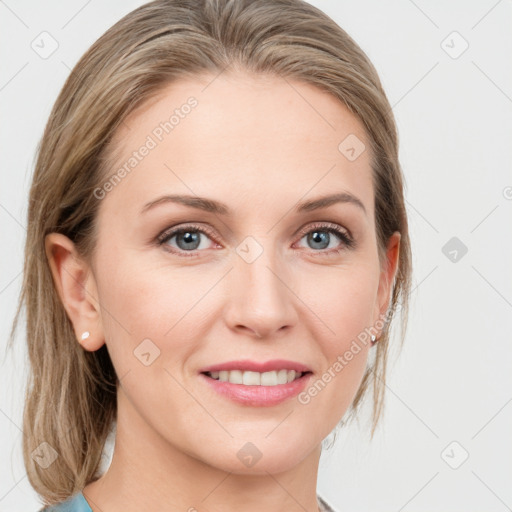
[40,492,91,511]
[317,493,338,512]
[41,491,339,511]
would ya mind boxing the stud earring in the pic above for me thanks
[371,334,378,344]
[81,331,90,341]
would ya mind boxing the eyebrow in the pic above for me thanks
[141,192,366,216]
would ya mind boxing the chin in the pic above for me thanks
[197,434,318,475]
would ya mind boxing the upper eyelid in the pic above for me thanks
[157,223,218,244]
[297,221,351,238]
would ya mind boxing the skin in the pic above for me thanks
[46,71,400,512]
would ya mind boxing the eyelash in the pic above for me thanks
[156,222,355,258]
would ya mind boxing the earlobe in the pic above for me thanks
[45,233,105,352]
[78,329,104,352]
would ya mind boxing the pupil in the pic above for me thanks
[309,231,329,250]
[177,231,200,250]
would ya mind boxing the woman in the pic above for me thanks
[10,0,412,510]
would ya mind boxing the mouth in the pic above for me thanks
[199,369,313,407]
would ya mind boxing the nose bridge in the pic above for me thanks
[225,235,297,337]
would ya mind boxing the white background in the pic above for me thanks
[1,1,511,510]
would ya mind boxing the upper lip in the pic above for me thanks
[199,359,312,374]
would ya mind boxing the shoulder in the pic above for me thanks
[39,492,92,512]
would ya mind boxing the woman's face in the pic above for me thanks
[83,71,399,474]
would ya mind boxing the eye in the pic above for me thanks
[157,223,219,258]
[295,222,355,255]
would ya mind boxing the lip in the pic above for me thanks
[199,359,312,373]
[199,372,313,407]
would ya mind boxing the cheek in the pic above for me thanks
[94,247,216,368]
[296,264,376,404]
[296,260,379,343]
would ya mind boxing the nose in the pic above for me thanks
[223,244,298,339]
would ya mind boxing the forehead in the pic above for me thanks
[98,71,374,221]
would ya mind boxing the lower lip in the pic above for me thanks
[199,372,312,407]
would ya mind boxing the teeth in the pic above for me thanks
[243,371,260,385]
[287,370,296,383]
[229,370,243,384]
[208,369,303,386]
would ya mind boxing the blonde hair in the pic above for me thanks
[8,0,412,505]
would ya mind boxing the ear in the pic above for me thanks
[373,231,401,331]
[45,233,105,352]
